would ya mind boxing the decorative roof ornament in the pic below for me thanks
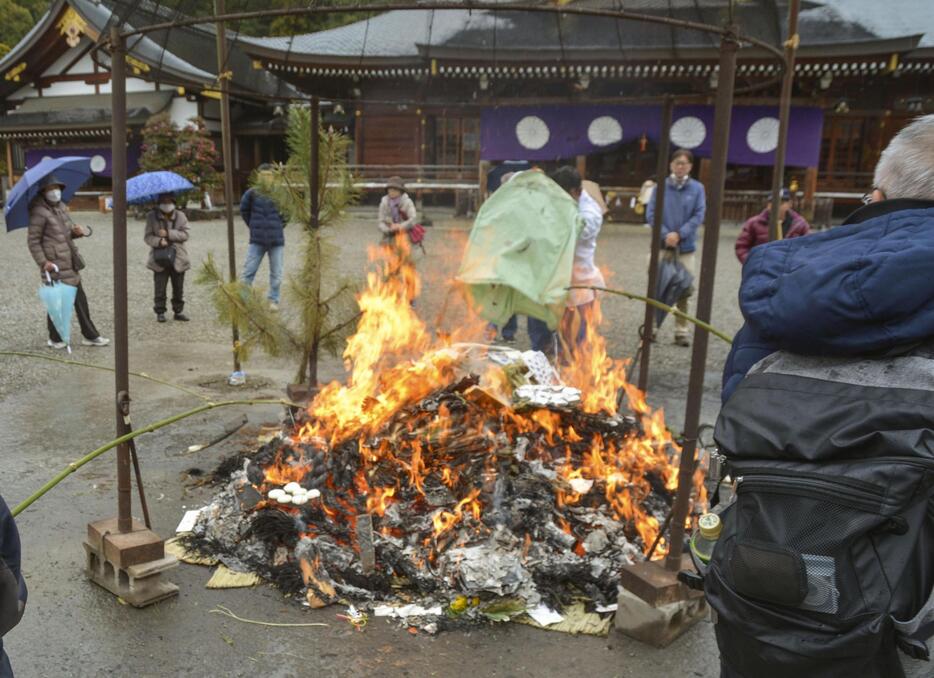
[4,62,27,83]
[126,56,151,76]
[57,7,88,49]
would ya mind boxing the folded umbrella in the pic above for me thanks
[127,171,194,205]
[655,250,694,328]
[4,157,92,231]
[39,268,77,352]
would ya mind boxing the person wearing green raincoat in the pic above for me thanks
[457,169,582,353]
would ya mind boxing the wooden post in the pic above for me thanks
[5,141,13,187]
[698,157,712,190]
[768,0,801,242]
[478,160,491,204]
[576,154,587,178]
[803,166,818,220]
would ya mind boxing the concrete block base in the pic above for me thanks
[84,531,179,608]
[615,586,708,648]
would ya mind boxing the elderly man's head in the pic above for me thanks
[872,114,934,202]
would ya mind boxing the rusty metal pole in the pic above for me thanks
[666,33,738,572]
[110,27,132,534]
[637,97,673,393]
[215,0,241,372]
[768,0,800,242]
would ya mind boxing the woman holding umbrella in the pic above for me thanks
[26,173,109,349]
[144,193,190,322]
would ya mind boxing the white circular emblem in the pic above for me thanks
[670,116,706,149]
[515,115,550,150]
[90,154,107,173]
[746,117,780,154]
[587,116,623,146]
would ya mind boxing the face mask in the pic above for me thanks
[45,189,62,204]
[159,203,175,214]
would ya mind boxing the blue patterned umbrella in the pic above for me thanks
[126,171,194,205]
[4,156,92,231]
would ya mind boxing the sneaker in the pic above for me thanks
[156,313,166,323]
[173,313,190,322]
[269,302,279,312]
[81,336,111,347]
[47,339,67,350]
[674,335,690,347]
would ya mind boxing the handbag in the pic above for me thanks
[153,244,176,269]
[152,213,177,268]
[408,223,426,246]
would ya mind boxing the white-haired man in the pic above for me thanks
[712,115,934,678]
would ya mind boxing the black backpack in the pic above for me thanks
[703,347,934,678]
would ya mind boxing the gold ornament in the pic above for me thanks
[57,8,88,49]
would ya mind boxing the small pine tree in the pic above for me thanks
[198,106,359,385]
[140,114,220,202]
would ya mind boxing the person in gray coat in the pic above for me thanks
[27,174,109,349]
[144,193,190,322]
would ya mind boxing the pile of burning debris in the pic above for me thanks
[185,248,682,631]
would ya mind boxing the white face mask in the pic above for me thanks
[45,189,62,204]
[159,202,175,214]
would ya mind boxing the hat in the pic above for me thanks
[38,174,66,191]
[386,176,406,191]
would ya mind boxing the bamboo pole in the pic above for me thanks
[12,398,296,518]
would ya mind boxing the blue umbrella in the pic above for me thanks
[39,269,77,352]
[4,156,92,231]
[127,171,194,205]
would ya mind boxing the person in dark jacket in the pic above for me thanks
[722,114,934,403]
[646,149,706,346]
[26,174,109,349]
[239,164,286,311]
[0,493,26,678]
[144,193,190,322]
[735,188,811,264]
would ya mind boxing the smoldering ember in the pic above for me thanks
[184,247,694,632]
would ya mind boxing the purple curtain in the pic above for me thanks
[480,105,823,168]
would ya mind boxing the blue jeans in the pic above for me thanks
[527,316,555,354]
[241,243,284,303]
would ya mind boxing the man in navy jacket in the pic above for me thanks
[646,148,706,346]
[239,164,287,310]
[722,115,934,403]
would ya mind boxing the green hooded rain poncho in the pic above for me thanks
[457,171,582,330]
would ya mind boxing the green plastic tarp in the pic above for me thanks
[457,171,581,329]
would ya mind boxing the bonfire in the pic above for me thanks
[188,242,685,631]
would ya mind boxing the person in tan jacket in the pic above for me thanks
[26,174,109,349]
[144,193,191,322]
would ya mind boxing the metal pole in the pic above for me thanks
[215,0,241,372]
[768,0,800,242]
[637,97,673,393]
[310,96,320,229]
[110,27,132,533]
[666,33,738,572]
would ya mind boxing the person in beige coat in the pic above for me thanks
[144,193,190,322]
[27,174,109,349]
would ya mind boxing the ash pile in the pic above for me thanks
[187,344,677,631]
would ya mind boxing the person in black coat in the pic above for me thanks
[239,164,287,311]
[0,493,26,678]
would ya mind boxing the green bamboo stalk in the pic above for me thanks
[12,397,297,518]
[568,285,734,344]
[0,351,209,402]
